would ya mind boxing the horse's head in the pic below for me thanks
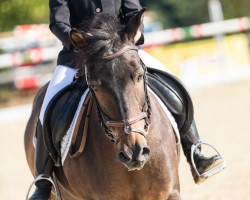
[70,8,151,171]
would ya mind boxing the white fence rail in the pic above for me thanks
[0,17,250,90]
[0,17,250,68]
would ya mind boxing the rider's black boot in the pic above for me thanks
[29,120,53,200]
[181,121,223,184]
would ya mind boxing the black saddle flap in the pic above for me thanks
[43,77,88,162]
[147,67,194,134]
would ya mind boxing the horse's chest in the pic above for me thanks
[64,155,174,200]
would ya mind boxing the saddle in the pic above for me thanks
[147,67,194,135]
[42,68,194,164]
[43,76,90,164]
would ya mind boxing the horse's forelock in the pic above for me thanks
[77,14,122,62]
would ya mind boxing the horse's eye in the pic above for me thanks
[137,73,144,82]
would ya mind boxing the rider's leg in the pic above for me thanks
[138,49,224,184]
[39,65,78,125]
[29,65,77,200]
[181,121,223,183]
[29,120,53,200]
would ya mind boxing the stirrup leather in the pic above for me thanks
[191,141,227,180]
[26,174,57,200]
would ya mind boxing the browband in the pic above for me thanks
[101,45,138,60]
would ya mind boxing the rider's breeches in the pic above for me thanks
[39,65,78,125]
[39,50,173,124]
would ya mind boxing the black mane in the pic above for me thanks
[76,14,124,63]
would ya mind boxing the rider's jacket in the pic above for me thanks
[49,0,143,68]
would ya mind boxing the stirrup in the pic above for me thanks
[26,174,57,200]
[191,141,227,180]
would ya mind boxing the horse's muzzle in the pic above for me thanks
[117,146,151,170]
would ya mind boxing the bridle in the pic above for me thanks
[86,45,152,143]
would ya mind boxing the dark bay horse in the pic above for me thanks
[25,9,181,200]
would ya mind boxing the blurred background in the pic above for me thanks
[0,0,250,199]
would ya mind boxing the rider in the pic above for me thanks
[29,0,225,199]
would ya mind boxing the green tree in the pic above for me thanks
[0,0,49,32]
[141,0,250,28]
[220,0,250,19]
[141,0,209,28]
[1,0,250,32]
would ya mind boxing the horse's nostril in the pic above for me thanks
[142,147,151,157]
[135,146,151,162]
[118,151,132,163]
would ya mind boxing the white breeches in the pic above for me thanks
[39,49,172,125]
[39,65,78,125]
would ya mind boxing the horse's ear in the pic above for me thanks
[70,28,87,51]
[121,8,146,43]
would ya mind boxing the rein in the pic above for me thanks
[86,45,151,143]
